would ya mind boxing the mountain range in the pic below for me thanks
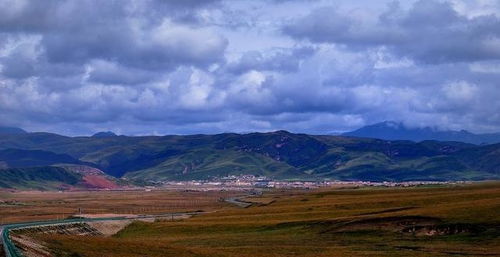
[343,121,500,145]
[0,125,499,189]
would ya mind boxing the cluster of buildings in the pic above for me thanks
[156,174,467,190]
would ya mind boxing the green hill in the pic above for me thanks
[125,148,302,181]
[0,166,81,190]
[0,131,499,183]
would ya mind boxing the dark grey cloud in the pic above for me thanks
[227,46,316,74]
[1,54,36,79]
[87,60,158,85]
[284,0,500,63]
[0,0,222,31]
[0,39,38,78]
[0,0,227,70]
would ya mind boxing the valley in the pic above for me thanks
[1,128,499,256]
[2,0,500,256]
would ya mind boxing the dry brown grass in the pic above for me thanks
[29,183,500,257]
[0,190,237,224]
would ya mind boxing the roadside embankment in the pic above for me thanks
[4,212,202,257]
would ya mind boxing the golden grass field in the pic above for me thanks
[16,183,498,257]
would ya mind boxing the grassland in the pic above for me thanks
[31,183,500,257]
[0,190,235,224]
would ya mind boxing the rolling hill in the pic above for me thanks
[0,128,499,185]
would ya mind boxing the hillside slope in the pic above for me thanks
[0,165,120,190]
[0,166,81,190]
[125,148,302,181]
[0,148,85,168]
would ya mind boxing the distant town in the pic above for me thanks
[135,174,471,191]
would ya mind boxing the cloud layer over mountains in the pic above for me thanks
[1,0,499,135]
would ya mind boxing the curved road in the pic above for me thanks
[1,212,200,257]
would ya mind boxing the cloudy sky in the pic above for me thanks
[1,0,499,135]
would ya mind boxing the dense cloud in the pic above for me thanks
[0,0,499,135]
[284,0,500,63]
[226,47,316,74]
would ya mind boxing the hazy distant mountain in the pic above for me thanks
[0,126,27,135]
[343,121,500,145]
[0,129,499,184]
[92,131,117,138]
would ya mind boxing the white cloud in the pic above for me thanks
[442,81,478,102]
[180,70,216,109]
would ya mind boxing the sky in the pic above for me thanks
[1,0,500,136]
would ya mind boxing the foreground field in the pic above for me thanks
[33,183,500,257]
